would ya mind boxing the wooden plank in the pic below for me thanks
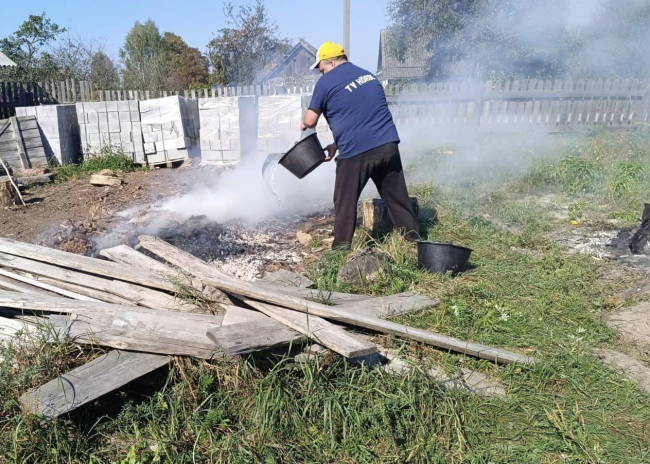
[98,244,217,300]
[221,305,267,326]
[0,237,176,291]
[111,310,222,346]
[135,236,528,364]
[0,290,224,327]
[20,350,169,418]
[99,244,181,276]
[9,117,28,169]
[0,268,99,301]
[36,277,136,306]
[89,174,122,186]
[23,138,43,149]
[48,314,222,359]
[214,279,534,364]
[0,120,10,137]
[129,240,435,317]
[136,236,376,358]
[260,269,314,288]
[0,274,56,296]
[206,318,304,356]
[0,253,197,311]
[243,299,377,358]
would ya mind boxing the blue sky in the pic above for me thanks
[1,0,391,73]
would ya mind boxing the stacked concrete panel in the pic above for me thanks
[256,95,334,156]
[198,96,257,165]
[139,96,200,165]
[15,105,81,165]
[75,101,144,163]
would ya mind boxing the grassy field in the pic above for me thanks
[1,131,649,462]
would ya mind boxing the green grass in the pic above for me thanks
[2,131,650,462]
[55,147,144,182]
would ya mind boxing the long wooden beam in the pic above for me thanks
[20,351,169,418]
[0,253,197,311]
[0,237,174,291]
[137,235,533,365]
[243,299,376,358]
[137,236,377,359]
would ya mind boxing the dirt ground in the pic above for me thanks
[0,168,199,254]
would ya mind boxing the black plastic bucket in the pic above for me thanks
[417,241,473,275]
[279,133,326,179]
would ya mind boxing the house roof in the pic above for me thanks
[376,29,430,80]
[259,39,318,83]
[0,51,17,68]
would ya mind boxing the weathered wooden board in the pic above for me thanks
[111,310,222,345]
[0,274,57,296]
[137,235,436,316]
[0,268,99,301]
[20,350,169,418]
[221,305,268,326]
[0,237,175,291]
[100,244,180,276]
[207,318,304,356]
[36,277,136,306]
[0,291,224,327]
[89,174,123,186]
[243,299,377,358]
[48,314,223,359]
[136,236,519,363]
[259,269,314,288]
[99,244,218,300]
[213,278,534,365]
[9,117,27,169]
[137,236,377,358]
[0,253,197,311]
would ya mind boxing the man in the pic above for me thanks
[301,41,420,249]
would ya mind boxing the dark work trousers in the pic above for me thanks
[332,142,420,249]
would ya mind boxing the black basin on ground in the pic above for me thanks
[417,241,473,275]
[279,133,326,179]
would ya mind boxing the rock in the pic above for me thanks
[594,349,650,394]
[337,248,387,286]
[296,231,312,245]
[605,302,650,349]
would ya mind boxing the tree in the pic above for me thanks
[161,32,209,89]
[387,0,575,80]
[51,33,114,82]
[0,13,66,82]
[571,0,650,78]
[120,20,168,90]
[91,51,120,89]
[207,0,291,85]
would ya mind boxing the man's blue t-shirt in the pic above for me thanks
[309,62,399,159]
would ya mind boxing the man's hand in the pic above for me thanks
[324,143,338,161]
[300,120,308,131]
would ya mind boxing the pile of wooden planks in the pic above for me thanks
[0,236,533,418]
[0,116,47,170]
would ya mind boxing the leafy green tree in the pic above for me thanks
[387,0,575,80]
[0,13,66,82]
[207,0,291,85]
[120,20,168,90]
[161,32,209,89]
[91,51,120,89]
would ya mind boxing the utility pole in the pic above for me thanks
[343,0,350,58]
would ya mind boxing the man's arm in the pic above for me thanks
[301,109,320,130]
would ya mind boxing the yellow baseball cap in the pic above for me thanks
[310,41,346,70]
